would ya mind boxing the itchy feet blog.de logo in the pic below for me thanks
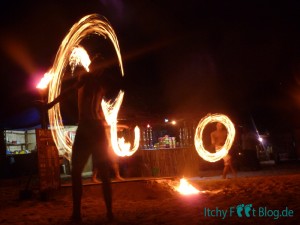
[203,204,294,220]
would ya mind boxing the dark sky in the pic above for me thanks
[1,0,300,132]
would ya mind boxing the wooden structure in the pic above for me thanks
[36,129,60,191]
[133,147,201,177]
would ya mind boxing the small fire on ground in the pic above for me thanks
[156,178,200,195]
[175,178,200,195]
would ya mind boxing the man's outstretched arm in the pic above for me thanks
[47,79,83,109]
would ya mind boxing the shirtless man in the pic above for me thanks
[211,122,237,179]
[48,55,114,221]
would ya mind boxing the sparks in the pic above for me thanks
[194,113,236,162]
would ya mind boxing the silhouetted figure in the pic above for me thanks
[241,126,260,170]
[211,122,237,179]
[48,55,114,222]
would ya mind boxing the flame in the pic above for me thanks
[69,46,91,73]
[36,71,53,89]
[194,113,235,162]
[44,14,139,160]
[175,178,200,195]
[102,90,124,126]
[46,14,125,160]
[102,90,140,156]
[37,46,91,91]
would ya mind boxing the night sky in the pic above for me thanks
[1,0,300,133]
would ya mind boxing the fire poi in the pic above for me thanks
[36,14,140,159]
[194,113,235,162]
[101,90,140,156]
[69,46,91,73]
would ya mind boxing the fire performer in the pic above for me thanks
[211,122,237,179]
[47,54,115,221]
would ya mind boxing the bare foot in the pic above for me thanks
[92,178,101,183]
[115,176,124,181]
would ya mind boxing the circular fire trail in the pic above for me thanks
[42,14,139,160]
[194,113,235,162]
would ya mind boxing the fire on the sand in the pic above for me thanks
[175,178,200,195]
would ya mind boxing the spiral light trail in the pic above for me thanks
[194,113,236,162]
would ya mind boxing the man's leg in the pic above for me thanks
[71,149,90,221]
[230,162,237,178]
[92,168,101,183]
[92,154,100,183]
[222,165,229,179]
[112,162,124,181]
[98,161,113,221]
[92,168,100,184]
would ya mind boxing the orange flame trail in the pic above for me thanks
[45,14,127,160]
[194,113,235,162]
[102,91,140,156]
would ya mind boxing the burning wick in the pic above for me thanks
[194,113,235,162]
[36,71,53,89]
[175,178,200,195]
